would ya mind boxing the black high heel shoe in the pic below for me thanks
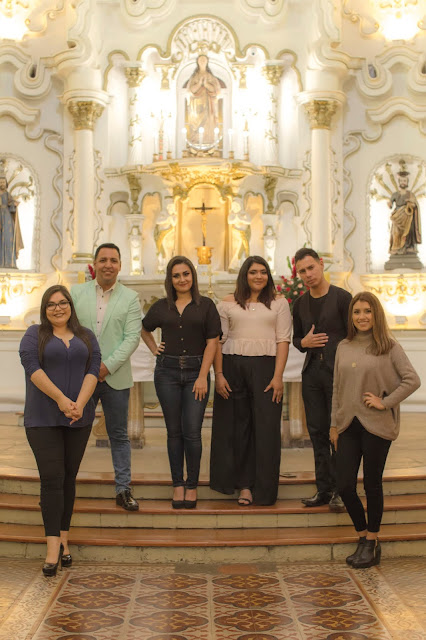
[346,536,366,566]
[352,538,381,569]
[61,552,72,568]
[42,543,64,577]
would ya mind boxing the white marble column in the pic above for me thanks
[125,66,145,165]
[303,99,338,258]
[67,100,104,263]
[261,63,284,166]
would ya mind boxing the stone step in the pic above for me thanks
[2,493,426,529]
[1,522,426,564]
[1,467,426,499]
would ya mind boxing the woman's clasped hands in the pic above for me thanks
[57,394,83,425]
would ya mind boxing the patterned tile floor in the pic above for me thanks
[0,558,425,640]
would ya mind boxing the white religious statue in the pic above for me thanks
[228,199,251,272]
[262,213,279,274]
[154,202,177,273]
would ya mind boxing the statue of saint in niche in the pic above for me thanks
[228,199,251,272]
[186,55,223,147]
[154,202,177,273]
[387,170,421,256]
[0,175,23,269]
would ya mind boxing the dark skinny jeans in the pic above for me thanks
[154,355,209,489]
[336,417,391,533]
[26,425,91,536]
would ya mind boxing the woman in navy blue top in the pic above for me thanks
[19,285,101,576]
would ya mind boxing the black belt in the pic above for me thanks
[310,351,325,361]
[157,354,203,369]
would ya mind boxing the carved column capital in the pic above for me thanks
[125,66,146,88]
[68,101,104,130]
[304,99,337,130]
[262,64,284,86]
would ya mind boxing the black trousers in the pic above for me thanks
[336,417,391,533]
[302,358,336,494]
[26,425,92,536]
[210,354,283,506]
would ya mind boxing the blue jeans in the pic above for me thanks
[92,382,131,494]
[154,356,209,489]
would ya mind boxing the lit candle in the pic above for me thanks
[181,127,187,149]
[228,128,233,152]
[198,126,204,147]
[214,127,219,144]
[153,131,158,155]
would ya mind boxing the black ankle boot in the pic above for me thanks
[346,536,367,566]
[352,538,381,569]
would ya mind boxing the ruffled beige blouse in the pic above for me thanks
[218,298,292,357]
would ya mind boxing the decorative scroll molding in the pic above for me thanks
[120,0,174,27]
[342,132,362,280]
[240,0,287,22]
[367,98,426,136]
[0,98,42,138]
[304,100,337,130]
[93,149,104,249]
[301,150,313,245]
[25,0,65,34]
[43,133,64,271]
[67,101,104,130]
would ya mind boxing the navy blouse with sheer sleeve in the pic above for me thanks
[19,324,101,428]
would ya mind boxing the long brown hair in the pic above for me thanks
[164,256,201,308]
[38,285,93,368]
[234,256,276,309]
[347,291,394,356]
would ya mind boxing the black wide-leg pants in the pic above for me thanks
[210,354,283,506]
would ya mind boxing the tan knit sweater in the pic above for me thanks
[331,331,420,440]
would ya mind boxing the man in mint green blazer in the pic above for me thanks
[71,243,142,510]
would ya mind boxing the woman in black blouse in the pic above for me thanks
[142,256,221,508]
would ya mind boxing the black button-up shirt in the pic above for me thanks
[142,296,221,356]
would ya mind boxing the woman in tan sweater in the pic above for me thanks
[330,291,420,568]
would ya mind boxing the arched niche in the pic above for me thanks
[178,184,228,271]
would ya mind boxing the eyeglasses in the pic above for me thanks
[46,300,70,311]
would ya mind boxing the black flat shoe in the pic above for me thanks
[61,553,72,568]
[184,499,197,509]
[352,538,381,569]
[172,500,185,509]
[42,543,63,577]
[301,492,332,508]
[346,536,366,566]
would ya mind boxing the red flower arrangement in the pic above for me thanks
[276,256,308,311]
[88,264,96,280]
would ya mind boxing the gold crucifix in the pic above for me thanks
[191,201,217,246]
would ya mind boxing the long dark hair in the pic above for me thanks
[234,255,276,309]
[38,285,93,369]
[164,256,201,308]
[347,291,394,356]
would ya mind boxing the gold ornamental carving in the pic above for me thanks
[304,100,337,130]
[262,64,284,86]
[68,101,104,131]
[125,67,146,88]
[127,174,142,214]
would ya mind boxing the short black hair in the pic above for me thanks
[294,247,320,264]
[94,243,121,260]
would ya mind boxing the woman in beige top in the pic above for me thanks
[330,292,420,568]
[210,256,292,506]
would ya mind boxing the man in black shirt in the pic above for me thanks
[292,248,351,511]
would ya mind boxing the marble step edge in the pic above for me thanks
[2,493,426,516]
[1,522,426,547]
